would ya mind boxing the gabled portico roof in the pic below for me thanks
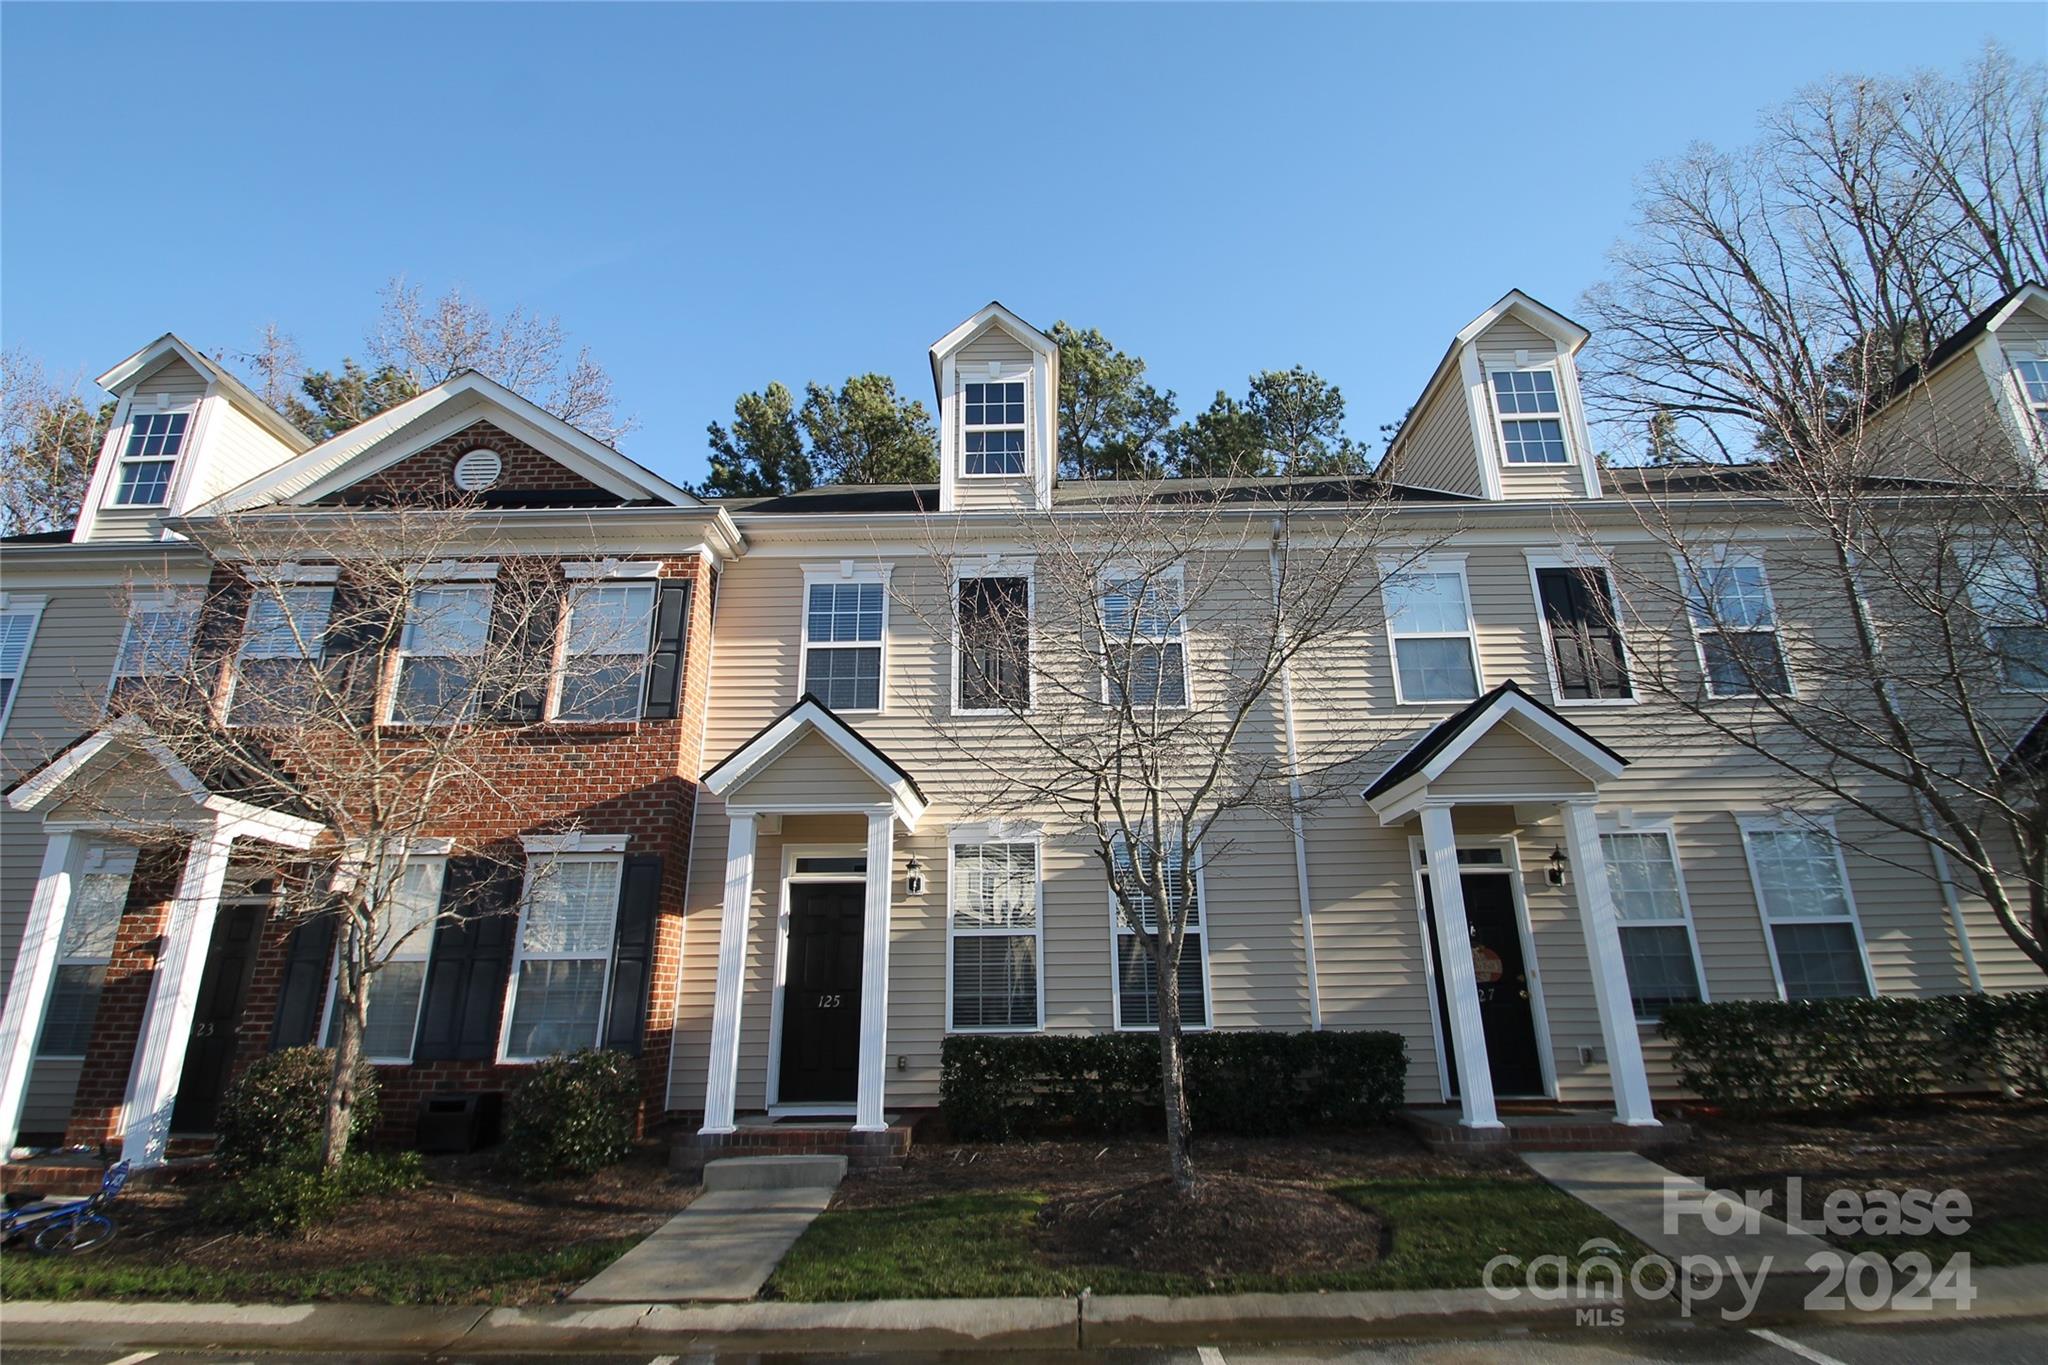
[6,715,323,848]
[702,695,929,829]
[1363,679,1627,824]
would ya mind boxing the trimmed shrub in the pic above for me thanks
[503,1049,640,1180]
[1659,993,2048,1115]
[216,1045,379,1173]
[206,1150,424,1233]
[939,1030,1407,1141]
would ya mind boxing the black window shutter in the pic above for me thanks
[486,586,558,722]
[323,579,399,724]
[604,856,663,1054]
[414,857,521,1061]
[641,581,692,721]
[270,915,338,1048]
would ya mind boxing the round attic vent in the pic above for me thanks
[452,448,503,492]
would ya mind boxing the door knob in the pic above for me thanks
[1518,989,1530,1000]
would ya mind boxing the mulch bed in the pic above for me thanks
[1035,1173,1384,1279]
[75,1141,694,1279]
[1659,1097,2048,1227]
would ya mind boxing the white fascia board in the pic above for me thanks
[1984,283,2048,336]
[8,716,211,813]
[927,301,1059,392]
[704,701,928,830]
[1453,290,1591,353]
[1419,693,1627,785]
[95,334,312,454]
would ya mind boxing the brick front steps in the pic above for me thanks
[670,1117,913,1176]
[1400,1105,1691,1154]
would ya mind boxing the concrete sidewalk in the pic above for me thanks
[6,1265,2045,1354]
[1520,1150,1834,1272]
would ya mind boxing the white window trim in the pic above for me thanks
[33,843,136,1061]
[388,578,496,726]
[548,578,658,722]
[1737,813,1875,1001]
[563,558,662,581]
[1675,547,1796,700]
[1597,819,1709,1021]
[1380,553,1484,707]
[945,824,1045,1035]
[1483,361,1576,468]
[1098,562,1193,711]
[318,852,448,1065]
[404,560,499,582]
[1524,551,1637,708]
[105,590,200,703]
[496,849,624,1064]
[107,404,197,508]
[0,593,50,739]
[223,581,337,726]
[959,369,1031,480]
[1106,832,1214,1032]
[951,561,1036,717]
[799,562,893,714]
[2003,349,2048,455]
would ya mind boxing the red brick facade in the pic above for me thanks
[61,551,716,1154]
[323,422,616,505]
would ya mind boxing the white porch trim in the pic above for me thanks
[1420,805,1501,1129]
[702,698,928,831]
[700,811,758,1135]
[0,832,80,1157]
[854,811,895,1132]
[1563,800,1658,1125]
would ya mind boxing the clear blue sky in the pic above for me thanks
[4,3,2041,485]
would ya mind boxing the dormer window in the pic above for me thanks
[111,410,191,505]
[1489,369,1570,464]
[2012,358,2048,439]
[963,380,1026,476]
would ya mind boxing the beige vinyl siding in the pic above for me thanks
[1866,343,2018,476]
[724,731,894,808]
[190,396,302,506]
[86,359,212,543]
[1426,726,1596,800]
[1385,383,1483,497]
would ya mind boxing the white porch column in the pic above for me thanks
[0,831,79,1159]
[700,811,759,1135]
[1562,801,1658,1126]
[854,810,894,1133]
[1421,803,1500,1129]
[121,819,236,1167]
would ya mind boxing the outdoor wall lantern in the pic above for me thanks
[904,855,925,897]
[1546,845,1569,887]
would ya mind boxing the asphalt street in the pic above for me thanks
[5,1315,2046,1365]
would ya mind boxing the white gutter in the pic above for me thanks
[1270,519,1321,1029]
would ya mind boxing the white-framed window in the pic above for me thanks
[1108,833,1209,1030]
[2011,357,2048,441]
[110,408,192,507]
[801,568,888,712]
[391,579,494,724]
[320,854,445,1064]
[962,379,1027,477]
[1489,367,1570,465]
[110,592,199,690]
[1961,543,2048,691]
[1100,568,1188,709]
[230,582,337,725]
[500,852,621,1061]
[35,845,136,1060]
[955,571,1033,713]
[555,580,658,721]
[947,833,1042,1031]
[1600,827,1706,1019]
[0,596,48,737]
[1678,551,1791,698]
[1740,818,1873,1001]
[1382,557,1482,703]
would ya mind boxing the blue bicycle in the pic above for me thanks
[2,1159,128,1255]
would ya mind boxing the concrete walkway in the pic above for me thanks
[570,1155,843,1303]
[1521,1149,1833,1272]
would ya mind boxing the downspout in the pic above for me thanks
[1271,519,1322,1029]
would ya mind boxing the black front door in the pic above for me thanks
[777,882,864,1104]
[1423,872,1547,1098]
[171,904,265,1134]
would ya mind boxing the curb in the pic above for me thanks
[3,1266,2043,1354]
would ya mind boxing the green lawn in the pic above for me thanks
[0,1237,641,1306]
[767,1177,1641,1301]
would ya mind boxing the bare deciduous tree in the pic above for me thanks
[67,499,652,1165]
[897,477,1433,1192]
[1,350,111,537]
